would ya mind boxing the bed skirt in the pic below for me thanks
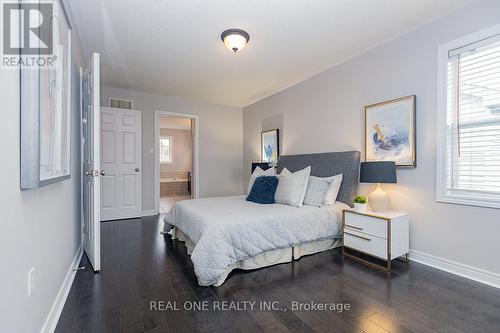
[169,227,341,287]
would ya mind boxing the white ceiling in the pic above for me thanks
[160,117,191,130]
[68,0,476,107]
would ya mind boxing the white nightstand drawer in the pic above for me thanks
[344,212,387,239]
[344,230,387,260]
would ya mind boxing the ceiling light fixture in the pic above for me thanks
[221,29,250,53]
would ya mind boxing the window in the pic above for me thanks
[160,136,173,164]
[437,25,500,208]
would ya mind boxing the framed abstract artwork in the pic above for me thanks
[20,0,72,188]
[261,129,279,163]
[365,95,416,167]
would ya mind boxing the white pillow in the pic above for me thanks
[324,174,343,205]
[303,176,333,207]
[303,174,343,207]
[279,168,291,176]
[275,166,311,207]
[247,166,275,194]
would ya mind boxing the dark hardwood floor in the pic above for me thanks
[56,215,500,333]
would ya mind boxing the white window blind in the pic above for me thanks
[441,31,500,207]
[160,137,173,164]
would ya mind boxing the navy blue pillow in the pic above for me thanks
[246,176,279,204]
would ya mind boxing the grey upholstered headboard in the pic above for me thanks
[277,151,360,206]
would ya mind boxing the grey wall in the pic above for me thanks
[159,128,193,173]
[101,87,243,210]
[243,0,500,277]
[0,7,85,333]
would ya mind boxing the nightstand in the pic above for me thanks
[342,209,409,272]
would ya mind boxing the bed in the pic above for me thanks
[163,151,360,286]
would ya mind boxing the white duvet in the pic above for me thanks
[164,195,346,286]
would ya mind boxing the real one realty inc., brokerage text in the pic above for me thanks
[150,300,351,313]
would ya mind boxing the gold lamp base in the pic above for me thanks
[368,183,391,212]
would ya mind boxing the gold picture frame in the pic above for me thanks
[364,95,416,167]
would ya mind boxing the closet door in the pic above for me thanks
[100,107,142,221]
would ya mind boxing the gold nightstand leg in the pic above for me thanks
[343,251,390,272]
[387,219,391,272]
[396,254,410,263]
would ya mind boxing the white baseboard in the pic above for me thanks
[142,209,158,216]
[409,250,500,289]
[41,245,83,333]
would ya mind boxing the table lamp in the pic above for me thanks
[359,161,397,212]
[251,162,271,173]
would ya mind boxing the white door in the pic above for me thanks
[100,107,142,221]
[82,53,101,272]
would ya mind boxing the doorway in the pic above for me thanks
[154,111,199,215]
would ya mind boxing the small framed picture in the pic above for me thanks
[365,95,416,167]
[261,129,280,163]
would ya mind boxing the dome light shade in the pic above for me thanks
[221,29,250,53]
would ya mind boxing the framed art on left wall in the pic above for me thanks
[261,129,279,163]
[20,0,72,189]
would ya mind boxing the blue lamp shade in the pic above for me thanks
[251,162,271,173]
[360,161,397,184]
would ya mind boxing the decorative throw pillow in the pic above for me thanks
[303,176,332,207]
[304,174,343,207]
[324,174,343,205]
[274,166,311,207]
[247,166,275,194]
[246,176,279,204]
[280,168,291,176]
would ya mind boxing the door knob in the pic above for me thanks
[135,168,140,172]
[100,170,106,176]
[85,171,93,177]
